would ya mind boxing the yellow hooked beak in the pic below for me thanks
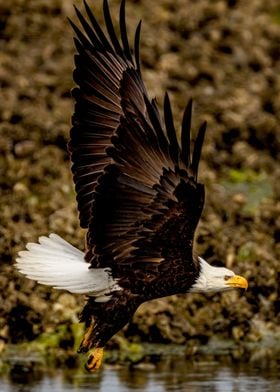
[226,275,248,290]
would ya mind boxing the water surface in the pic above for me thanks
[2,358,280,392]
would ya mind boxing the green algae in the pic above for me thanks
[221,169,273,215]
[236,242,258,263]
[110,337,144,364]
[271,7,280,25]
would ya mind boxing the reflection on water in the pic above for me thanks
[2,358,280,392]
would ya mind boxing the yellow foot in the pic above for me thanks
[85,347,104,372]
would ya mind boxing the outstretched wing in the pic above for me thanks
[69,0,145,228]
[86,90,206,269]
[70,0,206,271]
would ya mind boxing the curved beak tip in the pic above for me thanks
[226,275,248,291]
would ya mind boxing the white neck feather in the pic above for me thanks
[190,257,235,293]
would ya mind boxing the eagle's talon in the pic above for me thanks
[85,347,104,372]
[77,346,88,354]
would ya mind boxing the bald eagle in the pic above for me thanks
[15,0,248,371]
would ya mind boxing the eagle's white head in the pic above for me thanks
[190,257,248,293]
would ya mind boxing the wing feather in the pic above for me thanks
[119,0,133,63]
[103,0,124,57]
[191,121,207,180]
[83,0,113,51]
[181,99,192,166]
[164,93,179,164]
[69,0,146,228]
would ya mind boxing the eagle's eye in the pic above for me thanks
[224,275,233,281]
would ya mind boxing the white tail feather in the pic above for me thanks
[15,234,121,299]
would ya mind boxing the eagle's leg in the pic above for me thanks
[78,293,141,371]
[78,315,95,353]
[78,315,104,371]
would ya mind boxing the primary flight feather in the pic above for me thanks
[15,0,248,371]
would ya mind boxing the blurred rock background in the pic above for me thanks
[0,0,279,363]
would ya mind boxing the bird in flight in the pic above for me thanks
[15,0,248,371]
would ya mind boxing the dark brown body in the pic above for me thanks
[80,258,200,350]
